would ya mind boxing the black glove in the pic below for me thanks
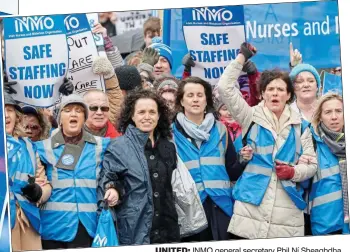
[242,60,257,75]
[3,75,17,95]
[142,47,160,66]
[59,77,74,96]
[21,175,42,203]
[239,42,257,62]
[182,53,195,72]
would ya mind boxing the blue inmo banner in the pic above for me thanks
[3,15,69,107]
[244,0,340,71]
[182,6,245,85]
[164,0,340,79]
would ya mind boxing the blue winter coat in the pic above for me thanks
[97,124,153,245]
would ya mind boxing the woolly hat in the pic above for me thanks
[151,36,163,44]
[289,63,321,88]
[4,94,22,113]
[114,65,142,91]
[137,63,155,82]
[57,94,88,126]
[149,42,173,69]
[213,96,225,111]
[157,78,178,92]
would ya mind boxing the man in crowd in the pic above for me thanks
[83,90,121,138]
[149,42,173,78]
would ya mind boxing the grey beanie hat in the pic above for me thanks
[137,63,154,79]
[213,96,225,111]
[157,79,178,91]
[4,94,22,113]
[57,94,88,126]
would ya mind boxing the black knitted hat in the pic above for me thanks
[114,65,142,91]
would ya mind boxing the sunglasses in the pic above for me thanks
[24,125,40,130]
[89,106,110,112]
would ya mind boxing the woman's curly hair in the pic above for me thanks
[118,88,172,139]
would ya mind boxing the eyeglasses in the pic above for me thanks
[89,106,110,112]
[24,125,40,131]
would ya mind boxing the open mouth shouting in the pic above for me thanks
[69,118,78,127]
[271,98,280,105]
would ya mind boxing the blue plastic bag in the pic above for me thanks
[92,206,119,247]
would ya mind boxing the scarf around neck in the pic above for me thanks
[318,122,346,159]
[318,122,348,222]
[220,118,241,141]
[176,112,215,142]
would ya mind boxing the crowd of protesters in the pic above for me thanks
[1,13,348,251]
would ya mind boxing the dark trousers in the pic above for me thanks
[304,213,312,236]
[42,222,93,250]
[181,197,235,242]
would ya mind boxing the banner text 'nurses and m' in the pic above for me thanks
[168,0,341,90]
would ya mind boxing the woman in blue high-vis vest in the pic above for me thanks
[301,93,348,235]
[288,62,321,236]
[218,43,318,239]
[4,94,51,251]
[172,76,253,242]
[34,94,110,249]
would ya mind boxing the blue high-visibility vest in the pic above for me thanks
[172,121,233,217]
[7,135,41,234]
[233,122,308,210]
[34,135,110,242]
[309,126,347,235]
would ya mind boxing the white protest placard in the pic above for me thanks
[182,6,246,86]
[86,13,104,47]
[64,14,105,96]
[115,10,153,35]
[3,15,69,107]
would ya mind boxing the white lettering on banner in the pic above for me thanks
[183,8,245,86]
[4,15,68,107]
[246,15,339,39]
[64,15,80,31]
[93,234,107,247]
[192,7,233,22]
[14,16,54,33]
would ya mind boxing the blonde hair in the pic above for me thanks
[312,92,343,129]
[12,109,25,138]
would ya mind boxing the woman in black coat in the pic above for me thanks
[97,89,180,245]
